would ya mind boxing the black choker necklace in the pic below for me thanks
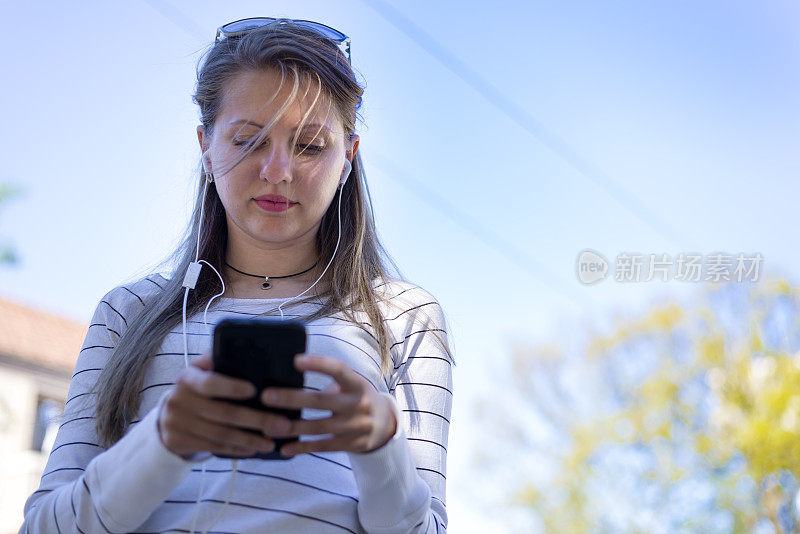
[224,260,319,290]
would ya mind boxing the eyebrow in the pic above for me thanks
[228,119,331,132]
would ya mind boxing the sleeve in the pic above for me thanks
[19,288,194,534]
[346,289,453,533]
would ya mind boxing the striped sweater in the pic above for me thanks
[20,274,453,533]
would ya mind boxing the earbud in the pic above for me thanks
[201,150,213,183]
[339,158,352,188]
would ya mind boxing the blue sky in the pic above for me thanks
[1,1,798,531]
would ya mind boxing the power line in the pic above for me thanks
[358,0,695,251]
[136,0,587,308]
[140,0,208,42]
[368,149,586,308]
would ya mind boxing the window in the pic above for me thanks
[31,397,63,453]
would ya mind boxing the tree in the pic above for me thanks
[475,279,800,533]
[0,183,21,265]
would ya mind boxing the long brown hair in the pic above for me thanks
[93,21,453,446]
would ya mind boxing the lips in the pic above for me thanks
[253,195,297,213]
[254,194,297,204]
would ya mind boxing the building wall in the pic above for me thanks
[0,359,70,534]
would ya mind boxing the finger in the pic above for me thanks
[275,413,370,439]
[261,386,359,414]
[178,365,255,400]
[188,393,291,436]
[292,354,365,393]
[190,351,213,371]
[164,432,258,459]
[189,435,261,458]
[160,404,268,458]
[323,382,341,394]
[173,414,275,453]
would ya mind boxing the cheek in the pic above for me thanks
[304,179,337,209]
[214,181,231,204]
[214,181,245,215]
[292,170,334,199]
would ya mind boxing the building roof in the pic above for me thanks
[0,295,88,373]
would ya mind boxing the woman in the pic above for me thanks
[20,17,454,534]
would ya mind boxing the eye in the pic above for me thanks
[297,144,325,154]
[232,138,257,147]
[231,139,324,155]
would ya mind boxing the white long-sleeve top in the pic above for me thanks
[20,274,453,533]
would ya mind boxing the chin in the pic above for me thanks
[252,226,293,240]
[253,220,306,240]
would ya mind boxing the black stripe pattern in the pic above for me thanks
[20,274,451,532]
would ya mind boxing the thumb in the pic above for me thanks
[191,350,214,371]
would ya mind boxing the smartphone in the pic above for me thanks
[211,318,307,460]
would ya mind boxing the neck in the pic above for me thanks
[225,252,319,277]
[223,226,324,288]
[225,249,319,280]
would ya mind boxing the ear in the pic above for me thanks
[347,134,360,161]
[197,125,212,174]
[196,124,207,153]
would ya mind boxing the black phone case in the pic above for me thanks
[212,318,307,460]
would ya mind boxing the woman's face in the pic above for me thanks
[197,68,358,250]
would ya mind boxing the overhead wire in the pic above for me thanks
[358,0,695,252]
[137,0,616,308]
[367,149,586,307]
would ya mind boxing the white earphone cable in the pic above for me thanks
[180,156,350,533]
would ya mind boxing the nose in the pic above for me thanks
[259,143,293,185]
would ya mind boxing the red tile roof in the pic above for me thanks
[0,294,88,373]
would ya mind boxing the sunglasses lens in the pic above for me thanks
[220,17,346,43]
[293,21,346,42]
[220,17,276,34]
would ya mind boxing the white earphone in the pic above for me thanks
[181,150,353,534]
[202,153,349,187]
[339,157,351,188]
[201,150,213,182]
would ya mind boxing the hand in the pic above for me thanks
[261,353,398,457]
[157,350,293,460]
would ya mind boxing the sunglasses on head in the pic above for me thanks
[215,17,351,65]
